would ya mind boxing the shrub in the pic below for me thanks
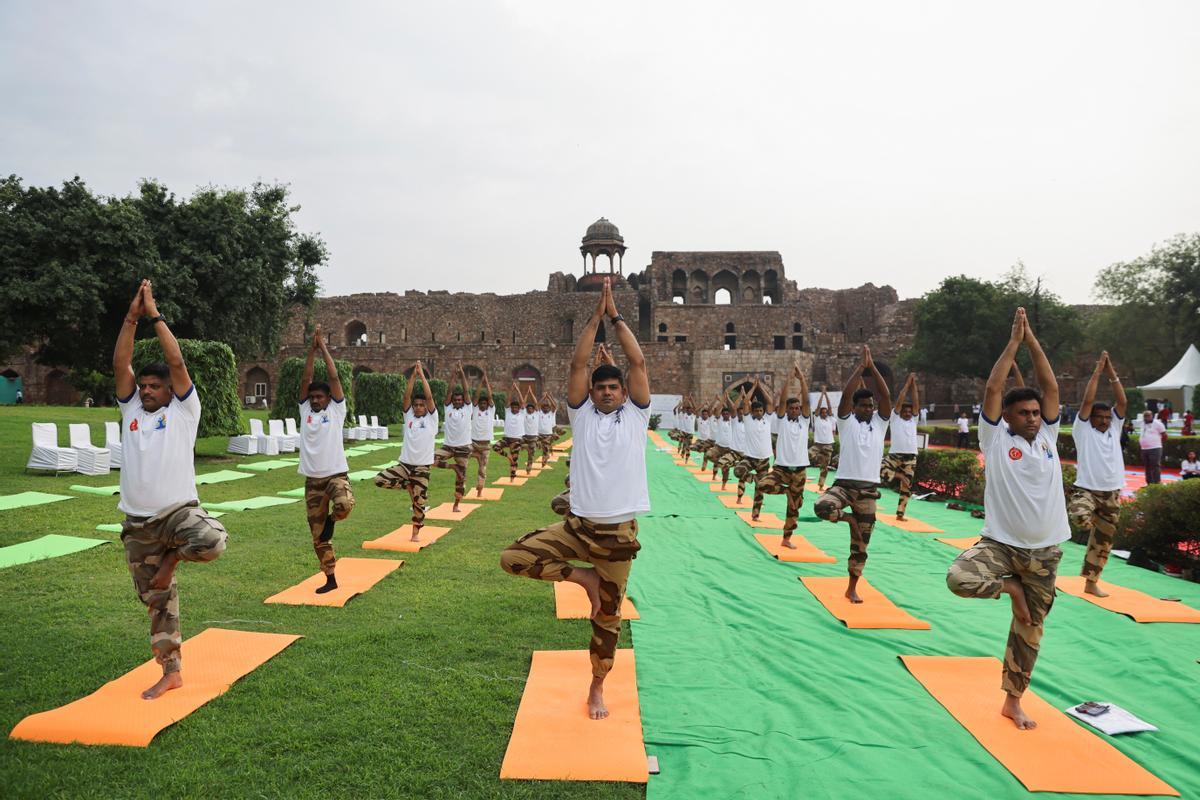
[1124,387,1146,416]
[354,373,406,426]
[649,413,661,430]
[914,449,984,502]
[920,425,979,449]
[68,369,116,406]
[489,390,507,419]
[1115,479,1200,580]
[132,339,242,437]
[272,356,355,424]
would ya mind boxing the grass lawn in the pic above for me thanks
[0,405,638,799]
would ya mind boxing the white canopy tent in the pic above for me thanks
[1138,344,1200,415]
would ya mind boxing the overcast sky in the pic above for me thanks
[4,1,1198,304]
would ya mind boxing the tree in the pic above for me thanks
[272,356,355,423]
[132,339,243,437]
[0,175,327,374]
[354,372,406,426]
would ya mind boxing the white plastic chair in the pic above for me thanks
[343,416,366,441]
[249,418,280,455]
[26,423,78,473]
[357,415,379,440]
[69,423,112,475]
[227,427,258,455]
[370,415,388,439]
[104,421,123,469]
[285,417,300,442]
[268,418,297,452]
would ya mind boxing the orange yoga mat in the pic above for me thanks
[9,628,301,747]
[936,536,981,551]
[736,511,784,529]
[1056,576,1200,623]
[878,513,943,533]
[717,494,750,509]
[754,534,837,563]
[708,483,737,493]
[553,439,573,450]
[500,650,647,783]
[264,557,403,606]
[466,487,505,501]
[800,576,931,629]
[694,472,722,483]
[900,655,1178,795]
[362,525,452,553]
[424,502,480,521]
[553,582,640,620]
[494,476,529,486]
[685,466,707,474]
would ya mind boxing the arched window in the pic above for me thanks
[714,288,732,305]
[793,323,802,332]
[513,364,542,396]
[245,367,270,404]
[344,320,368,346]
[658,323,668,333]
[725,322,736,333]
[723,322,736,350]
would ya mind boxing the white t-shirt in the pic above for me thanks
[696,416,713,440]
[503,408,525,439]
[731,418,747,453]
[978,414,1070,549]
[298,398,349,478]
[523,408,539,436]
[400,408,438,465]
[538,409,556,435]
[743,416,773,459]
[1072,412,1125,492]
[1138,419,1166,449]
[471,405,496,442]
[812,415,835,445]
[714,418,732,447]
[443,403,473,447]
[773,413,811,467]
[677,413,695,435]
[957,418,970,433]
[118,386,201,517]
[835,412,890,483]
[1181,459,1200,476]
[567,397,651,522]
[890,415,919,455]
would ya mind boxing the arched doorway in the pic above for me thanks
[245,367,270,406]
[0,369,21,404]
[344,320,368,346]
[513,364,542,398]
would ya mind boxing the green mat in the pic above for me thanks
[69,484,121,496]
[277,488,307,498]
[343,447,373,457]
[0,534,109,568]
[370,462,396,470]
[96,510,225,533]
[236,460,299,472]
[633,444,1200,799]
[202,496,299,512]
[195,469,257,485]
[0,491,74,511]
[348,470,379,482]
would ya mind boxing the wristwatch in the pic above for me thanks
[610,314,625,326]
[150,314,167,326]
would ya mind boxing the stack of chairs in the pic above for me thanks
[370,415,389,439]
[104,421,123,469]
[26,423,78,473]
[249,418,281,456]
[268,419,297,452]
[68,423,112,475]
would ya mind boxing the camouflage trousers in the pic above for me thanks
[550,457,572,516]
[121,501,227,675]
[374,461,430,527]
[522,435,539,472]
[500,514,640,678]
[470,439,491,490]
[492,437,523,478]
[709,446,740,483]
[880,452,918,517]
[305,473,355,575]
[733,456,772,505]
[755,465,807,536]
[676,432,693,455]
[1069,486,1120,582]
[946,537,1062,697]
[814,480,880,577]
[538,433,555,465]
[693,439,715,468]
[809,443,834,488]
[434,443,472,502]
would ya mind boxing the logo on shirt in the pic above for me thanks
[129,419,139,432]
[154,415,167,431]
[307,415,313,423]
[1008,447,1023,461]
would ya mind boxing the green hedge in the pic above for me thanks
[132,338,242,437]
[920,424,1200,469]
[913,449,985,505]
[1116,479,1200,577]
[354,373,406,426]
[272,356,355,424]
[1124,388,1146,416]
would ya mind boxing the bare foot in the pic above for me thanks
[751,513,760,522]
[1084,580,1110,598]
[587,677,609,720]
[148,553,180,592]
[1001,693,1037,730]
[845,576,863,604]
[895,513,906,521]
[142,671,182,700]
[567,568,603,619]
[1002,577,1032,626]
[475,488,483,498]
[452,503,461,513]
[781,538,797,550]
[410,526,422,543]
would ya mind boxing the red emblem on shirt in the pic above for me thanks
[130,419,139,432]
[1008,447,1022,461]
[307,415,312,423]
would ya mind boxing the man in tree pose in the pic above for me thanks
[375,361,437,542]
[298,326,355,594]
[433,363,474,512]
[735,377,775,509]
[114,280,227,699]
[728,386,750,492]
[707,396,734,484]
[675,398,696,458]
[756,364,811,546]
[554,344,613,516]
[1069,352,1127,597]
[537,392,560,467]
[814,346,892,604]
[468,367,496,498]
[501,279,650,720]
[492,385,526,480]
[946,308,1068,730]
[521,384,540,474]
[880,374,920,521]
[694,403,715,471]
[810,385,836,492]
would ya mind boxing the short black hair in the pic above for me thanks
[591,364,624,386]
[307,381,331,396]
[852,388,874,404]
[1090,402,1111,414]
[451,387,465,397]
[750,400,764,411]
[786,396,801,405]
[1003,387,1043,408]
[137,362,170,381]
[900,402,913,410]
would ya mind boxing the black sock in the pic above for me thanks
[315,573,337,594]
[319,517,335,543]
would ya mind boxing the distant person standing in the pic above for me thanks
[1139,410,1167,485]
[972,402,982,423]
[1182,410,1194,437]
[15,388,23,404]
[956,412,971,448]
